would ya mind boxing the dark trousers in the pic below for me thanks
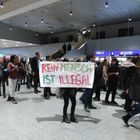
[26,74,32,88]
[63,89,76,118]
[44,87,51,98]
[124,95,133,112]
[21,74,26,84]
[0,77,6,97]
[105,85,117,102]
[94,86,101,99]
[15,77,21,91]
[33,74,39,92]
[129,102,140,117]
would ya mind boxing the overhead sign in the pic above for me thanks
[110,50,140,56]
[95,51,110,57]
[39,61,95,88]
[96,50,140,57]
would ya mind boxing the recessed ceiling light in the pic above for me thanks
[29,43,33,45]
[105,1,108,8]
[16,44,19,47]
[0,2,3,8]
[69,11,73,16]
[88,29,91,32]
[129,18,132,21]
[41,19,44,23]
[93,23,96,27]
[24,22,28,26]
[69,1,73,16]
[82,30,87,34]
[9,26,13,30]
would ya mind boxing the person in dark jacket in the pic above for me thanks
[43,56,54,99]
[0,57,8,98]
[93,61,103,101]
[121,62,136,112]
[121,56,139,112]
[31,52,41,93]
[105,58,119,104]
[79,55,97,112]
[62,43,67,53]
[122,58,140,127]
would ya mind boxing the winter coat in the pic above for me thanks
[128,67,140,102]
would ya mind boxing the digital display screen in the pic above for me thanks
[95,50,140,57]
[95,51,110,57]
[110,50,140,56]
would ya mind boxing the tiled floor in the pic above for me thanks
[0,85,140,140]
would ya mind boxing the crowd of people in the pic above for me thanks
[0,52,140,127]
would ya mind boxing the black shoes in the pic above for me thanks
[11,97,17,104]
[50,93,56,96]
[122,115,131,127]
[89,105,97,109]
[84,106,90,112]
[62,118,71,123]
[7,96,17,104]
[44,92,50,99]
[7,96,12,101]
[62,116,78,123]
[70,116,78,123]
[34,91,38,94]
[37,90,41,92]
[34,90,41,94]
[44,96,50,100]
[111,101,118,105]
[93,97,100,101]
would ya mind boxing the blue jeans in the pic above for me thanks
[129,102,140,117]
[80,88,93,107]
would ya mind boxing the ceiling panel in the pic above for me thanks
[1,0,140,33]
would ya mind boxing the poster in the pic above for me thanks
[39,61,95,88]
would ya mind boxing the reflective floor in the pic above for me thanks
[0,86,140,140]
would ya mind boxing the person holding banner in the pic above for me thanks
[62,58,78,123]
[62,87,78,123]
[39,58,95,123]
[43,56,52,99]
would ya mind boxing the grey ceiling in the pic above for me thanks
[1,0,140,33]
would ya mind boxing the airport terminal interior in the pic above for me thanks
[0,0,140,140]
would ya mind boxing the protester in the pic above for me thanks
[7,55,20,104]
[79,55,97,112]
[122,58,140,127]
[105,58,119,104]
[31,52,41,93]
[62,58,78,123]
